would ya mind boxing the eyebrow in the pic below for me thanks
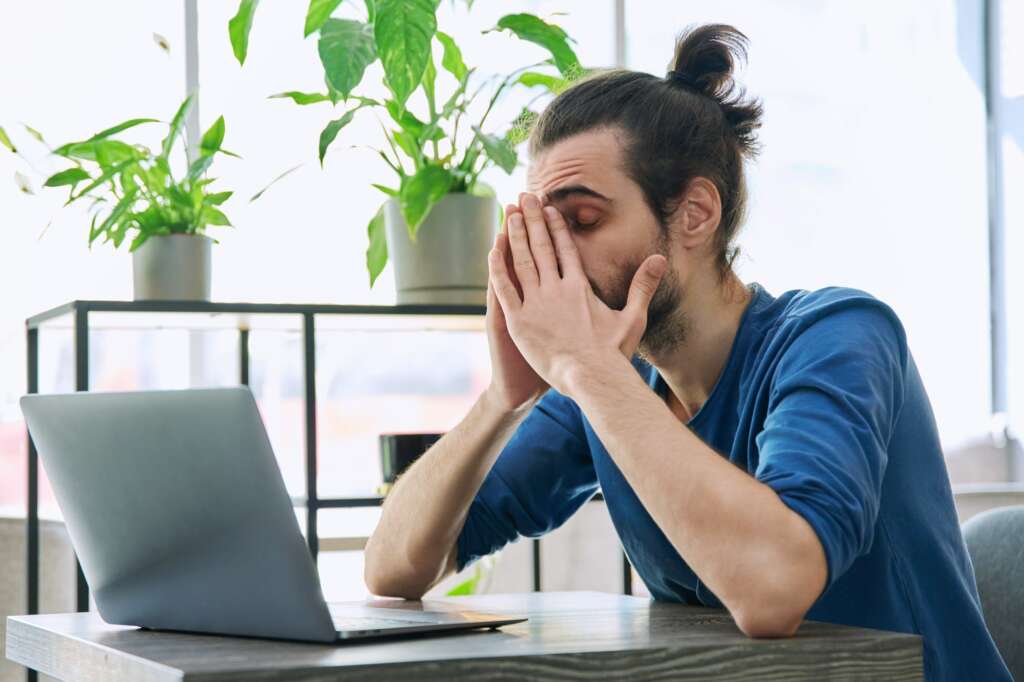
[543,184,613,204]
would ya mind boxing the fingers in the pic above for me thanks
[489,231,523,314]
[541,204,584,281]
[624,255,668,319]
[507,207,540,294]
[502,204,524,300]
[518,193,559,284]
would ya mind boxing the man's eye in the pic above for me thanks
[570,216,599,231]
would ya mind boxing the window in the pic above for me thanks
[626,0,993,454]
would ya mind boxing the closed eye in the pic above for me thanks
[569,216,600,231]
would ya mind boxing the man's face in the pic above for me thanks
[526,126,690,360]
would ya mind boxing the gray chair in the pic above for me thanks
[0,516,77,682]
[962,505,1024,681]
[954,483,1024,524]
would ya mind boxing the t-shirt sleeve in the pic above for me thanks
[754,302,907,592]
[456,387,598,572]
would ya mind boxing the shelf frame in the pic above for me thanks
[23,299,631,635]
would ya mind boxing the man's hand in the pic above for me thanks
[484,203,550,413]
[487,192,668,396]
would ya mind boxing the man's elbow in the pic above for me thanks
[363,562,427,600]
[732,604,804,639]
[729,563,821,638]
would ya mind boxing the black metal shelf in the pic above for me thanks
[24,298,632,637]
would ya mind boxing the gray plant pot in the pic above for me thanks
[132,234,212,301]
[384,193,499,305]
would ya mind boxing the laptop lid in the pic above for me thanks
[20,386,339,642]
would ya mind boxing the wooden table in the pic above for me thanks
[5,591,922,681]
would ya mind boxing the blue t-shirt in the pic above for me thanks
[456,283,1010,681]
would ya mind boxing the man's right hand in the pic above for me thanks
[485,203,550,413]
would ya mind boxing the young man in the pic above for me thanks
[364,24,1011,681]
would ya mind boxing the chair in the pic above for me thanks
[962,505,1024,681]
[0,516,76,682]
[954,483,1024,524]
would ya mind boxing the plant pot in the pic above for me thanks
[132,234,212,301]
[383,193,499,305]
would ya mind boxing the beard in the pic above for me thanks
[587,232,690,362]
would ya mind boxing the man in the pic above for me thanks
[364,24,1010,681]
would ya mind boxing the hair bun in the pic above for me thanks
[667,23,764,157]
[664,69,702,91]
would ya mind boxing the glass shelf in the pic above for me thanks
[28,300,487,332]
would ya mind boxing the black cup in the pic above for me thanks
[379,432,444,484]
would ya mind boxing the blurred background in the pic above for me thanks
[0,0,1021,638]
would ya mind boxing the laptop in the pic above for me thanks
[20,386,526,642]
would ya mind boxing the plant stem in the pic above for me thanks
[477,60,548,132]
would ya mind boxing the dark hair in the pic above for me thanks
[527,24,764,276]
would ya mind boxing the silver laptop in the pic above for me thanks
[20,386,526,642]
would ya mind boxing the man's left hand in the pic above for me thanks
[487,193,668,396]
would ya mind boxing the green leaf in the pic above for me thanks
[373,0,437,110]
[205,190,233,205]
[516,71,568,94]
[129,232,150,251]
[65,160,134,204]
[366,204,388,287]
[399,164,452,238]
[318,108,358,165]
[384,100,443,143]
[318,18,376,99]
[88,213,101,246]
[445,572,479,596]
[505,107,538,146]
[371,183,398,196]
[250,163,304,201]
[422,49,437,107]
[304,0,344,37]
[23,124,45,143]
[88,118,159,142]
[471,125,516,174]
[435,31,467,81]
[43,167,90,188]
[96,188,139,249]
[0,126,16,153]
[350,95,383,107]
[187,154,214,181]
[493,13,580,77]
[229,0,260,65]
[161,95,194,159]
[202,206,232,226]
[268,91,333,105]
[200,116,225,155]
[55,139,141,163]
[391,129,420,161]
[364,0,375,22]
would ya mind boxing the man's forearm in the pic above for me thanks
[364,388,537,599]
[565,353,827,637]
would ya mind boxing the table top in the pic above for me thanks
[5,591,923,681]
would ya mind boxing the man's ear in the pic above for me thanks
[671,177,721,249]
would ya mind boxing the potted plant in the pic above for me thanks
[231,0,583,304]
[10,95,238,301]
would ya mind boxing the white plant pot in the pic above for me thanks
[132,234,212,301]
[383,193,499,305]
